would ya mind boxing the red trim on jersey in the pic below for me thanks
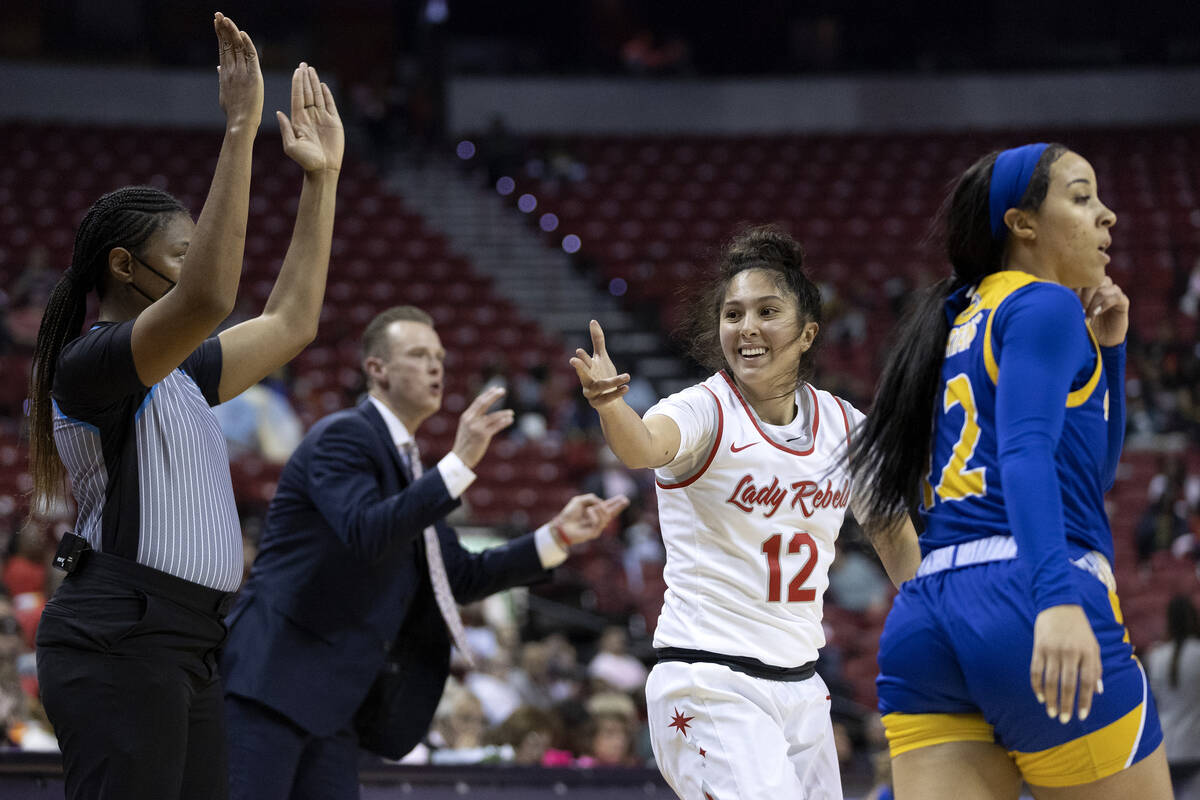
[656,384,724,489]
[834,395,852,449]
[719,371,818,456]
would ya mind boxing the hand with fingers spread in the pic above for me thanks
[451,386,514,469]
[213,12,263,131]
[1077,276,1129,347]
[570,320,631,410]
[1031,604,1104,724]
[278,63,344,175]
[549,493,631,549]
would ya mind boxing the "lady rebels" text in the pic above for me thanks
[725,475,850,518]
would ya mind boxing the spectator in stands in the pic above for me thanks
[1182,257,1200,320]
[28,19,342,799]
[429,688,496,764]
[1136,491,1193,563]
[578,692,641,767]
[3,518,50,599]
[617,496,665,594]
[5,245,58,350]
[544,632,587,698]
[509,640,562,709]
[212,367,305,464]
[588,625,648,694]
[486,704,562,765]
[0,593,56,751]
[1146,595,1200,799]
[465,645,525,727]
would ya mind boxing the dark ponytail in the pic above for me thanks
[678,224,822,387]
[848,144,1068,522]
[28,187,187,510]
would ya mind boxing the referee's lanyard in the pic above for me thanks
[129,253,177,303]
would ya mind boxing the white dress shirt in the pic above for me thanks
[367,395,568,568]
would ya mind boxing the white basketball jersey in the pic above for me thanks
[650,372,859,667]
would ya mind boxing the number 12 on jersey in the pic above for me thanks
[761,532,817,603]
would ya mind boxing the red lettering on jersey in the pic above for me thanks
[790,479,850,517]
[725,474,786,517]
[727,474,756,513]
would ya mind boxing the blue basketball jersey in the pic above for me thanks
[919,271,1115,566]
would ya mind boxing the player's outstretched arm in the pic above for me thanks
[570,319,680,469]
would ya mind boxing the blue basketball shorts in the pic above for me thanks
[876,542,1162,788]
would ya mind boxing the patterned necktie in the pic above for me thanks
[402,440,476,668]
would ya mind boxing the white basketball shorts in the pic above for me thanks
[646,660,842,800]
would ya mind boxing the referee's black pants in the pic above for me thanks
[36,552,233,800]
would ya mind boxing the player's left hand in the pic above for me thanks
[1077,276,1128,347]
[550,493,630,547]
[278,63,344,175]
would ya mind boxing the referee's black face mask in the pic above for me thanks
[128,252,178,303]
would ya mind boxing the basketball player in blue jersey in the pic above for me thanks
[848,143,1173,798]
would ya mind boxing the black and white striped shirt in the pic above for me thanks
[52,321,242,592]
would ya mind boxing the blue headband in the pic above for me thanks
[988,143,1049,239]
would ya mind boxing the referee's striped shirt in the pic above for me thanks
[52,321,243,592]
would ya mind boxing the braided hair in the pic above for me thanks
[29,187,187,509]
[678,224,822,389]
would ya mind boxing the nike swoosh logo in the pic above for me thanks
[730,441,758,453]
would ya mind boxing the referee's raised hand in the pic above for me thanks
[213,12,262,130]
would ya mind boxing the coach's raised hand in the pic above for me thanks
[214,12,263,131]
[452,386,514,469]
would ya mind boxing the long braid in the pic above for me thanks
[28,186,187,511]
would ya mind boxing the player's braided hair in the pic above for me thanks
[678,224,822,389]
[847,144,1067,523]
[28,186,187,510]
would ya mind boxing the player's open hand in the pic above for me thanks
[1030,604,1103,725]
[570,320,631,410]
[551,493,630,547]
[1077,276,1129,348]
[277,63,344,175]
[451,386,513,469]
[213,13,263,131]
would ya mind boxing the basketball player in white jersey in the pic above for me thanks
[571,226,921,799]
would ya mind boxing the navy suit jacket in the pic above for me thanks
[220,399,549,739]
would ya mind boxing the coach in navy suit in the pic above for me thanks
[221,306,627,799]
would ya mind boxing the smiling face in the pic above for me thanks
[1020,151,1116,288]
[365,320,446,431]
[718,268,818,400]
